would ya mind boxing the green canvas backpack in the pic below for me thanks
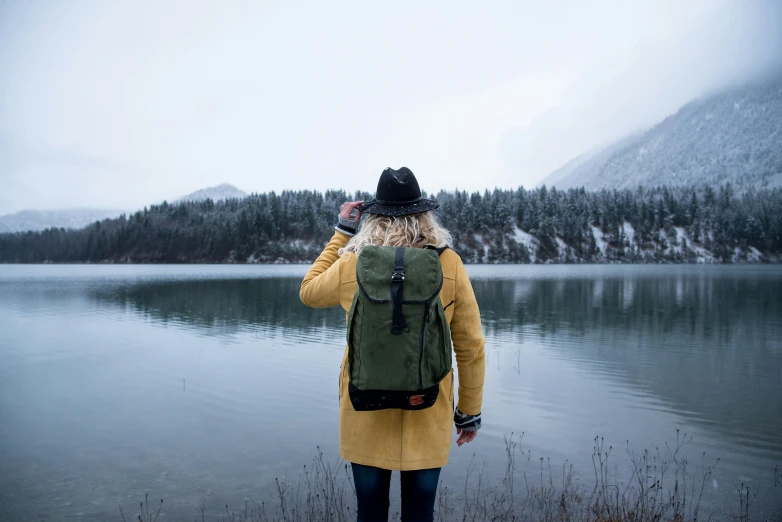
[346,245,453,411]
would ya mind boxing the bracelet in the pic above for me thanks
[336,215,359,237]
[335,223,357,237]
[454,408,482,432]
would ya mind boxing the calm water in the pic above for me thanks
[0,264,780,520]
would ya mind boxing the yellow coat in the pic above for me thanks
[300,230,486,471]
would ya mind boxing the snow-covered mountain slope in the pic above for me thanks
[540,132,645,189]
[540,75,782,191]
[177,183,247,203]
[0,208,124,233]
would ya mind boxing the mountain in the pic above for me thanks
[0,183,247,233]
[0,208,124,234]
[541,76,782,191]
[176,183,247,203]
[539,132,644,189]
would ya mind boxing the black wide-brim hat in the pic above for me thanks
[360,167,439,217]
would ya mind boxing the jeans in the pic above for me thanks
[351,463,441,522]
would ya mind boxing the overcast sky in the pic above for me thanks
[1,0,780,214]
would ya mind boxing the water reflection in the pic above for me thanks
[473,272,782,343]
[90,277,345,336]
[83,268,782,455]
[80,267,782,345]
[470,273,782,460]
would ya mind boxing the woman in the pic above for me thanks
[300,167,485,522]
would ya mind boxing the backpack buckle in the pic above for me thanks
[391,271,405,282]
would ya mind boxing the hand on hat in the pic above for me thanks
[339,201,364,224]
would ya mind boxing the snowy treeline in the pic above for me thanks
[0,184,779,264]
[440,184,781,263]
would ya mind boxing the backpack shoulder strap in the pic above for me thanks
[424,245,450,256]
[426,245,457,283]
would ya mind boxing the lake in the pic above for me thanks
[0,264,780,520]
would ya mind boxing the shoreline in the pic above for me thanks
[2,258,780,266]
[112,434,782,522]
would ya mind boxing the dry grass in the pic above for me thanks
[119,434,781,522]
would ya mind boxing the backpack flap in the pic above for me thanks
[356,246,443,303]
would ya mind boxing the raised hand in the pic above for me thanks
[339,201,364,224]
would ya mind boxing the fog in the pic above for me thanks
[501,0,782,186]
[1,0,780,215]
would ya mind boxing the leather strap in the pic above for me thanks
[374,196,424,206]
[390,247,407,335]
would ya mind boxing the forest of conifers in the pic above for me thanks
[0,184,780,264]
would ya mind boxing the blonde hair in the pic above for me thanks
[340,212,453,257]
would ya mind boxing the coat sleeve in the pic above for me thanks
[450,258,486,416]
[299,230,351,308]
